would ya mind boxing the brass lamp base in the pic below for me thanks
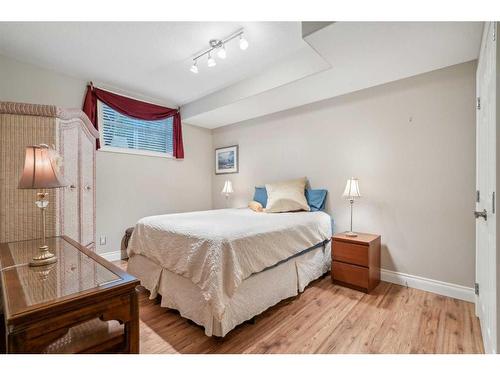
[345,231,358,237]
[29,245,58,267]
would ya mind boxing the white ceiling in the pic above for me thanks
[0,22,483,128]
[0,22,307,105]
[184,22,483,128]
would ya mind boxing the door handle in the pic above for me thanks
[474,209,488,220]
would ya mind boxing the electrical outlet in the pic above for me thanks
[99,236,106,245]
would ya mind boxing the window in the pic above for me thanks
[98,101,174,157]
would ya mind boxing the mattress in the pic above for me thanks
[127,208,332,320]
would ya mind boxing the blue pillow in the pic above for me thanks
[253,187,268,207]
[305,189,328,211]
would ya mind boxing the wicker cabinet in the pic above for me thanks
[0,102,99,248]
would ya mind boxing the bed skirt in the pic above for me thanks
[127,241,331,337]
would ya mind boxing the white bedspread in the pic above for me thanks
[127,208,331,319]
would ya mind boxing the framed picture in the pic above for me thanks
[215,145,239,174]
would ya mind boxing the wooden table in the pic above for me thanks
[331,232,381,293]
[0,236,139,353]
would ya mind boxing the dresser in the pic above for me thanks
[0,102,98,248]
[331,232,381,293]
[0,236,139,353]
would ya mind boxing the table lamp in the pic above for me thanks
[221,180,234,199]
[342,177,361,237]
[18,144,67,267]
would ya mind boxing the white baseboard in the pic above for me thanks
[93,255,474,302]
[99,250,123,262]
[381,268,475,303]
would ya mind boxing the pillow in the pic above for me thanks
[248,200,264,212]
[305,189,328,211]
[253,187,268,207]
[265,177,310,213]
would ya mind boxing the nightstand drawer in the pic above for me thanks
[333,240,368,266]
[332,261,369,289]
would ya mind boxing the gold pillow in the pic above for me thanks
[265,177,310,213]
[248,201,264,212]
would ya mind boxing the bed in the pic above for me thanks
[126,207,332,337]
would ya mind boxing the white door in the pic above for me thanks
[476,21,497,354]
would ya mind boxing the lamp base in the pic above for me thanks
[34,262,57,281]
[29,245,57,267]
[345,231,358,237]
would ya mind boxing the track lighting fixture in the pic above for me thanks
[189,29,248,74]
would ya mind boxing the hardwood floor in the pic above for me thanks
[115,260,484,354]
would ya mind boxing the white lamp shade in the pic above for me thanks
[239,36,249,50]
[221,180,234,195]
[342,178,361,199]
[217,46,227,59]
[207,55,216,67]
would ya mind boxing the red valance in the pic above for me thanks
[83,85,184,159]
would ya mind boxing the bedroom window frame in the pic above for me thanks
[97,100,175,159]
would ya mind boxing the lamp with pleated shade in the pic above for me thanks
[221,180,234,198]
[18,144,67,266]
[221,180,234,208]
[342,177,361,237]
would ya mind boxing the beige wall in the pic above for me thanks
[0,54,213,254]
[95,126,212,256]
[212,61,477,287]
[0,53,477,287]
[0,54,86,108]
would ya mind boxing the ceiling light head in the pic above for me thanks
[217,44,227,59]
[207,53,216,67]
[190,60,199,74]
[239,34,249,50]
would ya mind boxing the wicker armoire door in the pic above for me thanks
[79,124,96,248]
[58,117,96,248]
[59,122,80,244]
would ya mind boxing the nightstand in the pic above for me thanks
[331,232,381,293]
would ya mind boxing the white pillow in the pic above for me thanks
[265,177,310,213]
[248,200,264,212]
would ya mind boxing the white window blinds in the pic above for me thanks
[99,101,173,156]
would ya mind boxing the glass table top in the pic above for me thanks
[0,237,121,317]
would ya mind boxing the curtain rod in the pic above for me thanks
[87,81,179,111]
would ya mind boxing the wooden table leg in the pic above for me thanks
[126,290,139,353]
[0,285,5,354]
[0,315,6,354]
